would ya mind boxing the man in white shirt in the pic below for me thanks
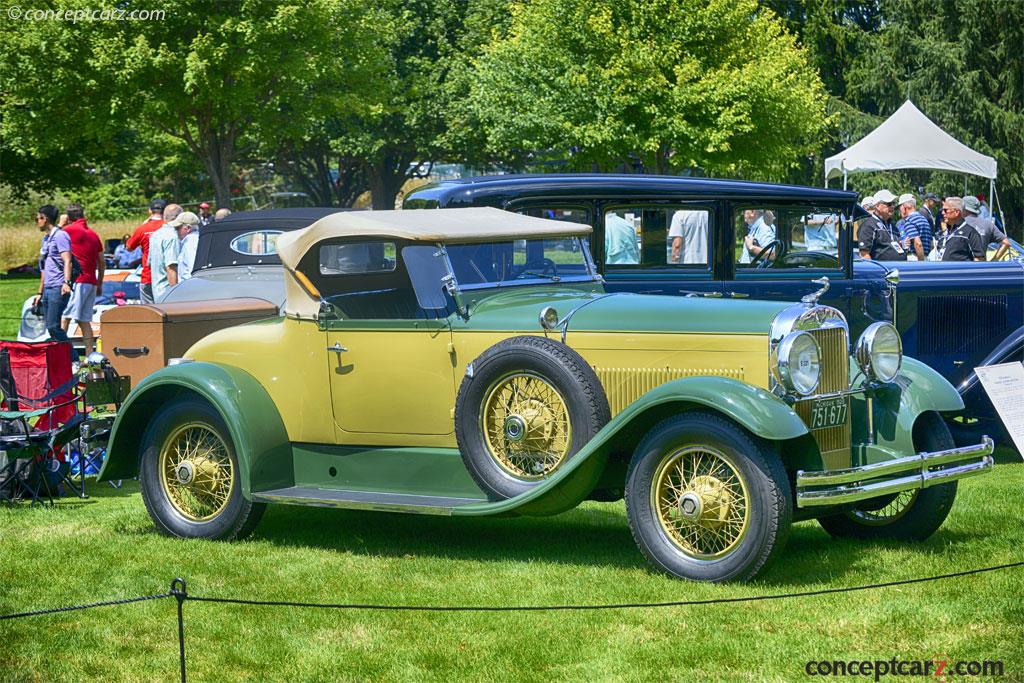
[177,214,200,279]
[668,210,709,265]
[149,207,196,300]
[738,210,776,264]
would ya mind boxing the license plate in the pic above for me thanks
[809,397,848,430]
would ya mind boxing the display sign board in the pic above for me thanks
[975,362,1024,459]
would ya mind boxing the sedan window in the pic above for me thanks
[735,206,844,271]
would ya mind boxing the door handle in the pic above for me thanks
[113,346,149,357]
[327,342,348,354]
[725,292,750,298]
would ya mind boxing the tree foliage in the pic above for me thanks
[1,0,381,206]
[467,0,832,178]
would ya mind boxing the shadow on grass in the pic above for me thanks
[239,501,991,588]
[253,502,646,571]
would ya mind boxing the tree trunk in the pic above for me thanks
[368,155,412,210]
[202,141,234,208]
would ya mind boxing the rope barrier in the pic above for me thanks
[0,591,172,621]
[0,561,1020,682]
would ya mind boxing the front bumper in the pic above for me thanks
[795,436,995,508]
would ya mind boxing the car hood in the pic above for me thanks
[462,287,790,336]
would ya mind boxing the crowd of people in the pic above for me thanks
[32,198,231,354]
[857,190,1010,262]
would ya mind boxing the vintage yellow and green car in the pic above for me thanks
[98,208,994,582]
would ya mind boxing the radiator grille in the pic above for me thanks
[793,397,852,470]
[803,326,851,469]
[595,367,745,416]
[918,295,1007,355]
[808,327,849,394]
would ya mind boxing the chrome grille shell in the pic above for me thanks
[770,304,853,469]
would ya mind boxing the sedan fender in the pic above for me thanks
[98,362,292,496]
[456,376,809,517]
[860,356,965,454]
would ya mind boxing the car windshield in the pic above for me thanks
[444,237,598,288]
[445,237,597,289]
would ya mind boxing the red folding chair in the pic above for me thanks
[0,341,84,504]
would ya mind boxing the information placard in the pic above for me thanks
[975,361,1024,459]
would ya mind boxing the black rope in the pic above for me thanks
[186,559,1024,613]
[0,591,172,621]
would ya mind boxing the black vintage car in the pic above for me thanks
[405,174,1024,447]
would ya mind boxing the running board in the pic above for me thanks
[251,487,488,515]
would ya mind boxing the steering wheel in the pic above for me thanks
[749,240,785,269]
[517,257,559,278]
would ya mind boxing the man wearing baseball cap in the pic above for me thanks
[896,193,932,260]
[857,189,906,261]
[198,201,213,228]
[962,195,1010,260]
[127,198,167,303]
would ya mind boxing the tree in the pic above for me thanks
[1,0,380,207]
[466,0,832,178]
[316,0,505,209]
[842,0,1024,230]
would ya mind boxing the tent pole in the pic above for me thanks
[963,175,968,195]
[989,178,994,207]
[843,171,848,191]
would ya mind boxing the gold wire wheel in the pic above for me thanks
[849,490,918,525]
[158,421,235,522]
[652,446,751,560]
[481,372,572,480]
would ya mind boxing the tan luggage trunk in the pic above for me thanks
[100,298,279,386]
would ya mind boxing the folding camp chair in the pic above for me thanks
[0,341,84,504]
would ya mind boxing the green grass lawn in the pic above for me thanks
[2,460,1022,681]
[0,278,38,340]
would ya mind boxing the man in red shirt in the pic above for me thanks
[127,198,167,303]
[60,202,105,355]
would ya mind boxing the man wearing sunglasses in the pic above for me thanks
[935,197,984,261]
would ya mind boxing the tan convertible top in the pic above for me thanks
[277,207,592,319]
[277,207,590,270]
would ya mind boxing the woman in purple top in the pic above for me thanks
[32,204,74,343]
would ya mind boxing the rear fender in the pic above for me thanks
[97,362,292,496]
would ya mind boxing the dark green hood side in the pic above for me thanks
[458,286,790,335]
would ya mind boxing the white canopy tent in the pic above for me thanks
[824,100,998,204]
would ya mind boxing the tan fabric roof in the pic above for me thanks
[277,207,592,320]
[277,207,591,271]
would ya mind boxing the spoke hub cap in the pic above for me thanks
[503,415,527,443]
[175,461,195,485]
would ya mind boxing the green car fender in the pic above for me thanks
[856,355,965,454]
[98,362,292,496]
[457,375,809,517]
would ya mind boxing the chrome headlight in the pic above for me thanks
[773,331,822,396]
[855,322,902,383]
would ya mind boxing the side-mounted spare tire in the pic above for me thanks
[455,336,611,500]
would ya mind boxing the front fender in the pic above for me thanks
[862,355,964,454]
[454,376,808,517]
[98,362,292,497]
